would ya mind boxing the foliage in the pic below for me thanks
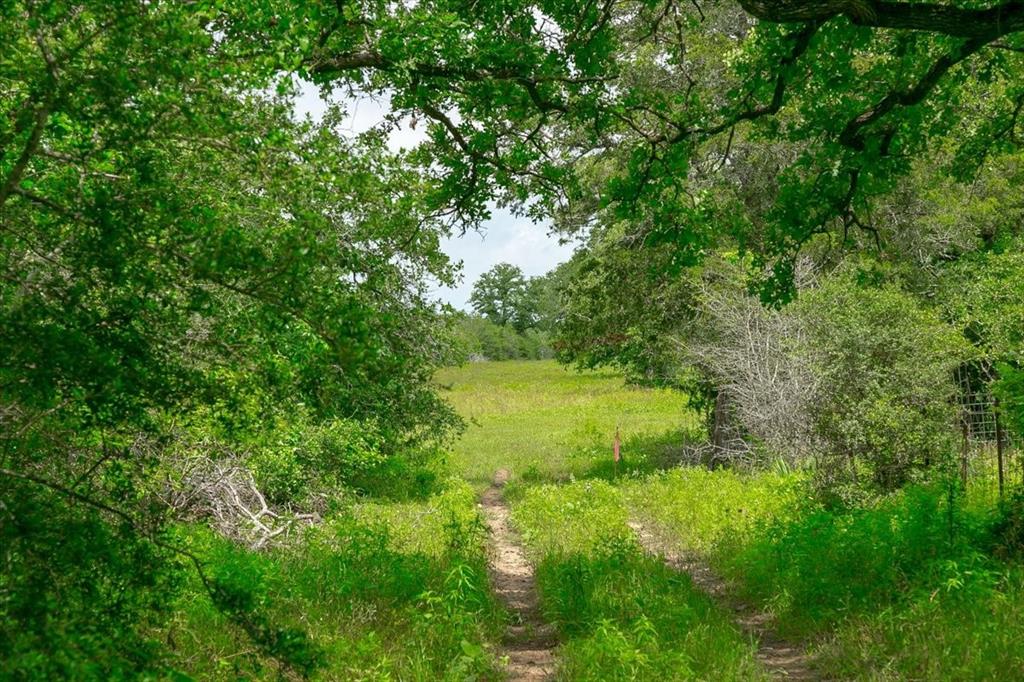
[450,313,554,361]
[244,417,399,504]
[794,274,970,494]
[512,480,764,680]
[816,570,1024,681]
[462,258,574,345]
[1,0,463,673]
[556,242,971,493]
[209,0,1024,295]
[527,260,578,333]
[167,479,504,680]
[996,365,1024,440]
[0,481,181,679]
[627,465,1024,678]
[990,487,1024,560]
[555,228,700,388]
[730,482,1024,678]
[469,263,533,330]
[6,0,1024,677]
[942,245,1024,440]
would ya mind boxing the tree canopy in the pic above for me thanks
[216,0,1024,295]
[469,263,532,329]
[2,2,460,674]
[3,0,1024,676]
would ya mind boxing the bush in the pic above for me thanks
[449,314,554,361]
[995,363,1024,442]
[248,417,437,504]
[0,481,182,679]
[728,484,969,634]
[627,466,1024,678]
[166,480,505,680]
[990,486,1024,560]
[795,277,969,494]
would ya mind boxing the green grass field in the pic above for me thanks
[437,360,695,488]
[439,361,768,679]
[167,359,1024,679]
[439,359,1024,680]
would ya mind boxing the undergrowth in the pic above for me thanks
[163,479,505,681]
[627,468,1024,679]
[512,480,764,680]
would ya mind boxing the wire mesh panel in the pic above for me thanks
[956,365,1016,498]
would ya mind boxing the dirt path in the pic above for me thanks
[628,520,818,681]
[480,469,557,681]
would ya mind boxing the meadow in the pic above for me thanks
[436,360,695,489]
[8,6,1024,680]
[437,361,759,678]
[439,359,1024,681]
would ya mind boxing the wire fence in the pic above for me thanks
[956,365,1016,501]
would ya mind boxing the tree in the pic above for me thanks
[215,0,1024,295]
[469,263,533,330]
[527,259,580,332]
[795,274,969,495]
[1,2,461,674]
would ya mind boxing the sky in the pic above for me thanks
[294,82,577,310]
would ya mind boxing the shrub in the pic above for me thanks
[795,277,969,494]
[449,314,554,361]
[990,486,1024,560]
[248,417,389,504]
[0,482,181,680]
[167,481,504,680]
[994,363,1024,442]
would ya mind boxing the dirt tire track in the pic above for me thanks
[481,469,557,681]
[629,520,819,681]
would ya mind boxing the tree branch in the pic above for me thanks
[839,36,990,149]
[738,0,1024,39]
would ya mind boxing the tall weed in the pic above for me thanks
[513,480,764,680]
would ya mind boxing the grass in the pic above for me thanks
[442,359,1024,680]
[164,478,506,680]
[440,361,763,679]
[512,480,765,680]
[161,359,1024,680]
[622,467,807,555]
[627,468,1024,679]
[157,358,695,681]
[437,360,694,488]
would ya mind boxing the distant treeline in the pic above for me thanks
[449,260,578,361]
[450,313,554,361]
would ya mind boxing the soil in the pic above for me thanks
[480,469,558,681]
